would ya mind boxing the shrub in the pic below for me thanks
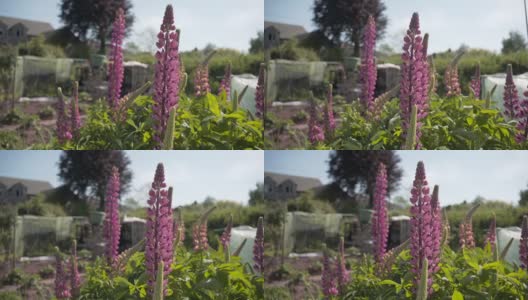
[0,291,22,300]
[38,265,55,279]
[0,131,22,149]
[17,194,67,217]
[38,105,54,120]
[18,35,66,58]
[270,40,320,61]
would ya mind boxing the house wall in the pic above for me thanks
[0,22,8,44]
[264,176,298,200]
[264,26,280,49]
[6,183,28,203]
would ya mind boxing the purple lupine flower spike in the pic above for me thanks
[359,15,377,114]
[220,215,233,251]
[445,67,461,97]
[153,5,181,148]
[459,222,466,248]
[504,64,520,119]
[484,213,496,250]
[199,222,209,250]
[54,250,71,299]
[308,97,325,145]
[70,82,81,138]
[430,185,442,274]
[70,240,81,298]
[465,219,475,248]
[255,64,265,118]
[324,84,336,139]
[322,247,338,298]
[409,161,437,295]
[253,216,264,273]
[520,215,528,269]
[145,163,174,296]
[372,162,388,266]
[470,63,481,98]
[56,88,72,143]
[194,64,210,97]
[336,237,349,295]
[104,166,121,267]
[219,63,232,100]
[516,94,528,144]
[108,8,125,109]
[400,13,428,149]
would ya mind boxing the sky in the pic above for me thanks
[264,150,528,206]
[265,0,528,53]
[0,151,264,206]
[0,0,263,52]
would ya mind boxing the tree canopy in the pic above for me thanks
[501,31,527,54]
[58,150,132,210]
[59,0,134,53]
[312,0,388,57]
[327,150,403,207]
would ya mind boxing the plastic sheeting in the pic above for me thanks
[231,74,257,115]
[496,227,521,266]
[230,225,257,268]
[481,72,528,113]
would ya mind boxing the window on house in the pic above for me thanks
[16,190,19,197]
[268,33,273,41]
[286,186,290,193]
[16,30,20,37]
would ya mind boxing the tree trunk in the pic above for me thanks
[98,29,107,54]
[353,30,361,57]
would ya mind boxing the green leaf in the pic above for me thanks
[452,289,464,300]
[207,94,221,116]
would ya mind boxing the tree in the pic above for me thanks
[59,0,134,53]
[58,151,132,210]
[248,182,264,206]
[501,31,527,54]
[313,0,388,56]
[520,185,528,206]
[327,151,403,207]
[249,31,264,54]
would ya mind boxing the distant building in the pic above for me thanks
[264,21,308,49]
[264,172,323,201]
[0,16,54,45]
[0,176,53,204]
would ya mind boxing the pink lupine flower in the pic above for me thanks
[56,89,72,144]
[70,82,81,138]
[153,5,181,148]
[107,8,126,109]
[520,215,528,269]
[194,64,210,97]
[444,67,461,97]
[220,216,233,251]
[70,241,81,298]
[516,99,528,144]
[255,64,265,118]
[458,222,466,248]
[359,15,377,114]
[323,84,336,139]
[145,163,174,296]
[192,224,201,251]
[253,216,264,273]
[322,249,338,298]
[470,63,481,98]
[336,237,349,295]
[504,64,520,119]
[219,64,232,100]
[200,222,209,250]
[459,219,475,249]
[308,98,325,145]
[484,214,496,250]
[372,163,388,266]
[430,185,442,274]
[54,252,71,299]
[409,161,437,294]
[104,166,121,266]
[400,13,429,149]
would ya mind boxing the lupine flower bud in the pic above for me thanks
[70,81,81,138]
[515,99,528,144]
[192,223,201,251]
[520,215,528,269]
[409,161,437,295]
[359,15,377,114]
[400,13,428,149]
[484,214,496,251]
[323,84,336,140]
[145,163,174,297]
[104,166,121,267]
[430,185,442,274]
[444,66,461,97]
[372,163,388,266]
[70,240,81,298]
[321,247,338,298]
[108,8,125,109]
[255,64,265,118]
[194,64,210,97]
[308,97,325,145]
[504,64,520,119]
[200,222,209,250]
[220,215,233,251]
[470,63,481,98]
[56,87,72,144]
[219,63,232,100]
[153,5,181,149]
[336,237,349,294]
[54,249,71,299]
[253,216,264,273]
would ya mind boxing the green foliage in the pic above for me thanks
[335,95,520,150]
[0,291,22,300]
[80,246,263,299]
[38,105,55,120]
[17,194,67,217]
[249,31,264,54]
[38,264,55,279]
[501,31,527,54]
[343,246,528,299]
[519,185,528,207]
[270,40,320,62]
[286,196,337,214]
[264,286,292,300]
[124,51,156,65]
[0,131,22,149]
[18,35,66,58]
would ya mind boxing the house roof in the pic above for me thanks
[0,176,53,195]
[265,172,322,192]
[0,16,54,36]
[264,21,307,40]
